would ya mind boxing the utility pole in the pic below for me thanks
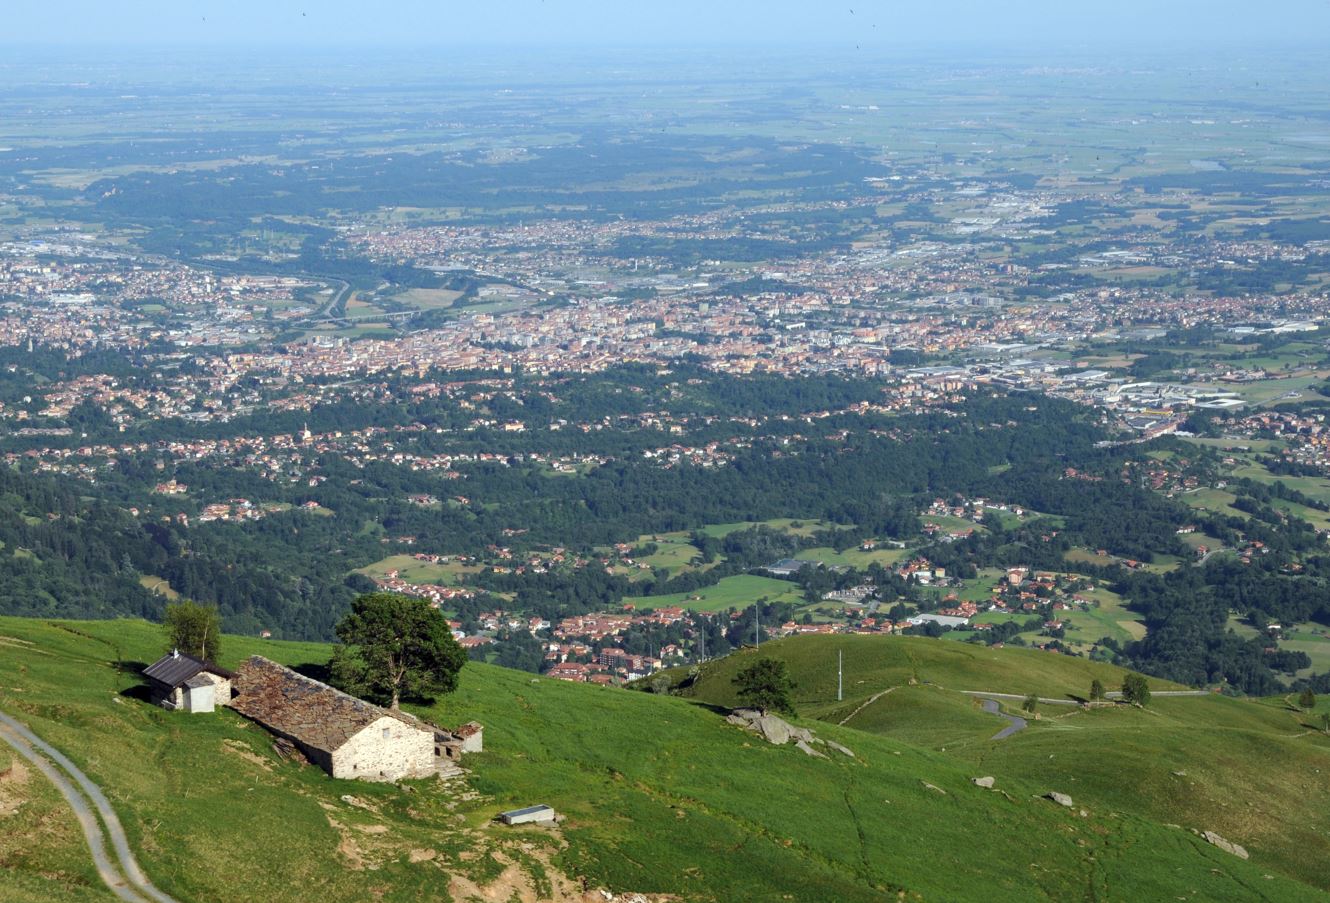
[838,649,843,702]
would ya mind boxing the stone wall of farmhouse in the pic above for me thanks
[203,673,233,705]
[330,715,435,781]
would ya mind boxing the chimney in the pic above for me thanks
[172,648,179,659]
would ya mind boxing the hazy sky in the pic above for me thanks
[8,0,1330,48]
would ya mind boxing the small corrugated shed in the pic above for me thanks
[143,651,233,691]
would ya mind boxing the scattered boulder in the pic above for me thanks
[921,781,947,795]
[1045,791,1074,808]
[727,708,815,747]
[825,740,856,758]
[794,739,827,758]
[972,776,996,789]
[1201,831,1249,860]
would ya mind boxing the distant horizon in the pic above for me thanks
[7,1,1330,50]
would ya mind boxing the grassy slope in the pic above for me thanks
[676,634,1186,716]
[0,619,1321,902]
[0,727,113,903]
[673,635,1330,892]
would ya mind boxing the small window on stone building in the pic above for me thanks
[382,727,390,739]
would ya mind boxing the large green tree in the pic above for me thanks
[329,592,466,709]
[1121,672,1152,707]
[164,600,223,662]
[732,657,797,715]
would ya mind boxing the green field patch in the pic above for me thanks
[1229,467,1330,508]
[697,518,841,539]
[386,288,464,311]
[1207,373,1325,406]
[1182,437,1283,452]
[1117,620,1148,640]
[138,575,180,601]
[953,568,1008,603]
[634,540,702,574]
[1056,604,1144,651]
[1226,614,1263,641]
[353,554,480,585]
[1063,547,1113,566]
[1180,488,1245,518]
[921,514,984,535]
[624,574,804,612]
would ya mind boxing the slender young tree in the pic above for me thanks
[163,600,223,662]
[1090,678,1105,701]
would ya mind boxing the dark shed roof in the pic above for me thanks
[142,652,234,689]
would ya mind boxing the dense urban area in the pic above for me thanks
[4,33,1330,903]
[3,49,1330,697]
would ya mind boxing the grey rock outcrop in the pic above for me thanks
[825,740,856,758]
[794,739,826,758]
[726,708,815,746]
[1045,791,1074,807]
[727,708,856,759]
[972,776,995,789]
[1201,831,1249,860]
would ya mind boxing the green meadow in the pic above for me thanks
[1,620,1325,901]
[623,573,805,611]
[672,635,1330,893]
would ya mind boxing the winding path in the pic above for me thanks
[0,710,177,903]
[977,697,1028,740]
[838,687,898,726]
[959,689,1210,706]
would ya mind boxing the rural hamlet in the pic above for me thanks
[141,652,482,782]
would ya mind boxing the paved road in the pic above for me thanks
[977,698,1028,740]
[960,689,1210,706]
[0,710,177,903]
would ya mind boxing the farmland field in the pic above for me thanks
[623,573,805,611]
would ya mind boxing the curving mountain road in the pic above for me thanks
[0,710,177,903]
[977,697,1028,740]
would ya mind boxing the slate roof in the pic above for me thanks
[230,656,426,755]
[142,652,233,689]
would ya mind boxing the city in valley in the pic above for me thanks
[2,24,1330,903]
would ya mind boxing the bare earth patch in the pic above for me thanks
[0,757,31,816]
[221,739,274,771]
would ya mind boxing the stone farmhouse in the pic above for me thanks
[230,655,454,782]
[143,651,234,713]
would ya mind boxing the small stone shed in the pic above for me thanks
[142,651,234,713]
[230,655,440,782]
